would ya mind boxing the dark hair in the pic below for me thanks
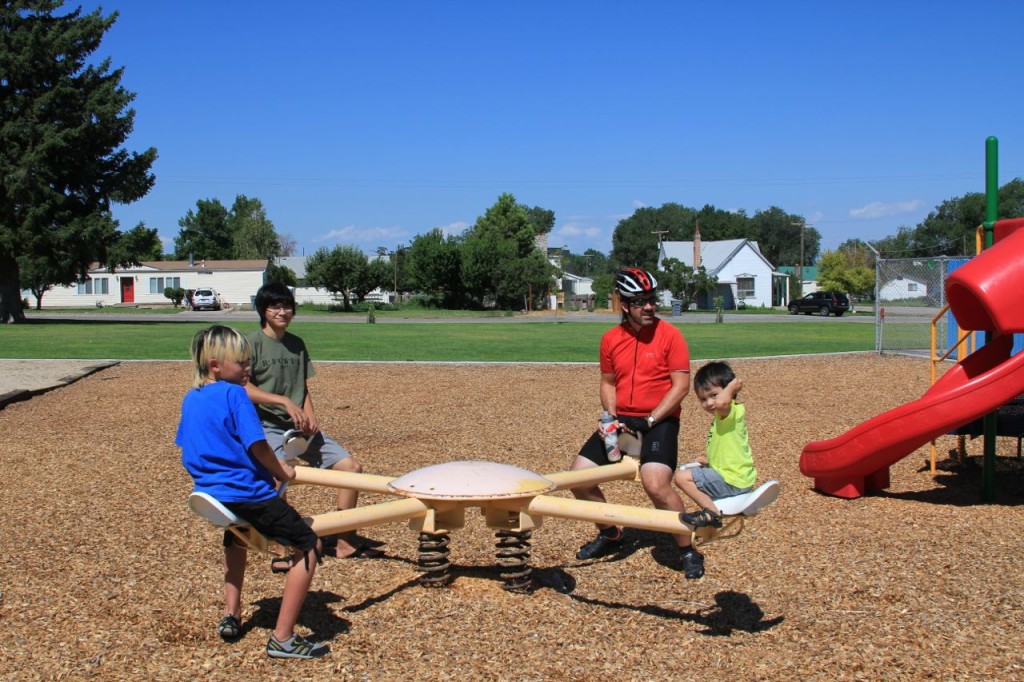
[694,361,736,393]
[254,282,296,327]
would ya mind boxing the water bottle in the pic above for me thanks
[600,411,621,462]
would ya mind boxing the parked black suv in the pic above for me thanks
[788,291,850,317]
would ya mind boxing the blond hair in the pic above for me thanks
[190,325,251,388]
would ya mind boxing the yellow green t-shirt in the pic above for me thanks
[705,401,757,489]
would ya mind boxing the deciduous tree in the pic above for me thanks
[406,228,463,306]
[305,245,375,311]
[659,258,718,310]
[461,194,553,309]
[817,250,874,297]
[611,203,697,270]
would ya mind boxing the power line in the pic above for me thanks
[151,171,1024,191]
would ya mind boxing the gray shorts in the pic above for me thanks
[263,425,351,469]
[684,464,752,499]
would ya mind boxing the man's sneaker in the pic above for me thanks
[266,633,330,660]
[575,529,623,560]
[681,547,704,579]
[680,507,723,529]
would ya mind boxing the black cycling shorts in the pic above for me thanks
[578,415,680,469]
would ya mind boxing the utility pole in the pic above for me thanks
[791,221,810,296]
[651,230,669,242]
[390,244,402,304]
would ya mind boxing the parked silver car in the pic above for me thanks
[191,288,220,311]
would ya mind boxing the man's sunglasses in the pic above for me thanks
[629,296,657,308]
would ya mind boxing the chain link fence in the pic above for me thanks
[876,257,963,356]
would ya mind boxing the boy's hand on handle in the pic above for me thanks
[278,460,297,483]
[302,409,319,437]
[250,440,295,484]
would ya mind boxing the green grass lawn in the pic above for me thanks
[0,319,874,362]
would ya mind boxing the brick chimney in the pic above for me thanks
[693,221,702,269]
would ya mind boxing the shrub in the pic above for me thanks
[164,286,185,307]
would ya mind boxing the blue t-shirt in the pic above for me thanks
[176,380,278,503]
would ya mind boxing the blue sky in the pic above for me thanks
[80,1,1023,260]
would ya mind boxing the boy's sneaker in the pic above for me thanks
[266,633,330,660]
[681,547,704,579]
[575,529,623,560]
[680,507,723,529]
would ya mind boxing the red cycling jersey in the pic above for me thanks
[599,318,690,417]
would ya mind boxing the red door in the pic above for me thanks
[120,277,134,303]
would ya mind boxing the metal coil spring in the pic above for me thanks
[495,529,533,593]
[417,532,451,587]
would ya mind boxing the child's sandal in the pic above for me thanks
[680,507,723,529]
[270,555,293,573]
[217,614,242,640]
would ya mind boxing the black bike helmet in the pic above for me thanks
[615,268,658,299]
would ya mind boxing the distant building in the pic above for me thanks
[25,259,268,308]
[879,276,927,300]
[547,248,594,310]
[657,226,789,309]
[777,265,819,294]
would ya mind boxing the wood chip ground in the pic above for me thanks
[1,354,1022,680]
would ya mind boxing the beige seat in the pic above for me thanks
[187,491,288,557]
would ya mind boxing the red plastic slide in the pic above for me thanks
[800,219,1024,498]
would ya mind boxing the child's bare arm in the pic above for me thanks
[713,377,743,418]
[723,377,742,401]
[250,440,295,482]
[301,387,319,435]
[244,383,307,430]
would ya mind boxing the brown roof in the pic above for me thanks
[88,259,268,274]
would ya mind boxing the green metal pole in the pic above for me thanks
[982,136,998,502]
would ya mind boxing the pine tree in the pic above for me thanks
[0,1,157,321]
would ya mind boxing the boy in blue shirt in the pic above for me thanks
[177,325,329,659]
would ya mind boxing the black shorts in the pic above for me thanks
[578,415,680,469]
[222,496,318,553]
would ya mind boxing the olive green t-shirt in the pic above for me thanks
[247,330,316,428]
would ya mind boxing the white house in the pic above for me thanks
[879,276,927,301]
[657,228,788,310]
[547,248,594,310]
[28,259,268,308]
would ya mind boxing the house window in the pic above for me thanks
[150,276,181,293]
[907,283,918,292]
[79,277,110,294]
[737,276,755,300]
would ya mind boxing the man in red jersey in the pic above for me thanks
[569,268,704,579]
